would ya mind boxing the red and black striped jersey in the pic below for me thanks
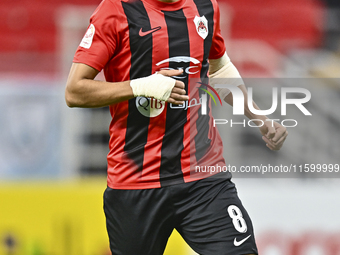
[73,0,230,189]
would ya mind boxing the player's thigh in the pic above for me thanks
[103,187,174,255]
[176,177,258,255]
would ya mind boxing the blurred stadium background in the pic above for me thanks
[0,0,340,254]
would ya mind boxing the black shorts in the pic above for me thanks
[103,175,258,255]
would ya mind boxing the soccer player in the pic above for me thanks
[65,0,288,254]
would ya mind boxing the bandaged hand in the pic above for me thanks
[130,70,188,104]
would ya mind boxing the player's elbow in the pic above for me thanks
[65,95,75,108]
[65,93,75,108]
[65,85,81,108]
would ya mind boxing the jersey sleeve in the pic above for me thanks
[208,1,226,60]
[73,0,117,71]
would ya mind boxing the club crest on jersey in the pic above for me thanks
[194,16,208,40]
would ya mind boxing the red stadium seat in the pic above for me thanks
[0,0,325,74]
[218,0,325,51]
[0,0,100,74]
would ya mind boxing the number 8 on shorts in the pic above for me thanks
[227,205,248,233]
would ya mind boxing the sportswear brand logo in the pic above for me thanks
[233,235,251,246]
[139,26,161,37]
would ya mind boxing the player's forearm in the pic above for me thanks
[65,63,134,108]
[65,63,188,108]
[224,84,268,126]
[209,53,269,126]
[244,99,268,126]
[65,79,134,108]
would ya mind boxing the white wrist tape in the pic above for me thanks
[130,73,176,101]
[209,52,244,100]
